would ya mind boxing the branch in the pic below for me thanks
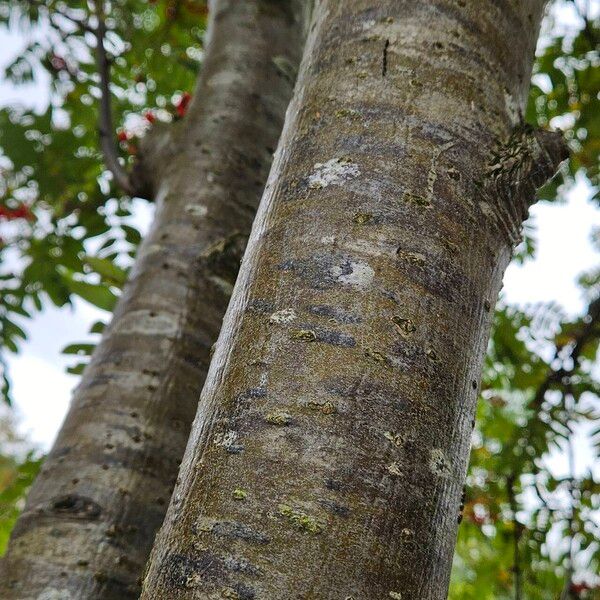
[530,295,600,412]
[559,409,576,600]
[507,297,599,520]
[485,125,569,245]
[92,0,134,195]
[506,474,523,600]
[31,0,136,194]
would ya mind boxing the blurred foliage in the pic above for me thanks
[0,0,208,405]
[450,297,600,598]
[0,411,42,555]
[450,3,600,597]
[0,0,207,559]
[527,0,599,204]
[0,0,598,597]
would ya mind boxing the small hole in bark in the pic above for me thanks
[51,494,102,519]
[54,496,77,511]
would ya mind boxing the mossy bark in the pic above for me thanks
[140,1,566,598]
[0,2,305,598]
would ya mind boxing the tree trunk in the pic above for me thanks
[140,1,566,598]
[0,2,305,598]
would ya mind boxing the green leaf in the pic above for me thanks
[61,343,95,356]
[84,256,128,286]
[62,275,117,312]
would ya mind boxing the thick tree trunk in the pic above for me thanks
[140,1,566,599]
[0,2,305,598]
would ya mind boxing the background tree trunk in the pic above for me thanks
[141,1,566,598]
[0,1,305,598]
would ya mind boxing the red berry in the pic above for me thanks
[570,582,591,595]
[175,92,192,118]
[144,111,156,124]
[50,54,67,71]
[117,130,128,142]
[0,203,34,221]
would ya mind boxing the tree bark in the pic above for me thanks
[140,1,566,598]
[0,2,305,598]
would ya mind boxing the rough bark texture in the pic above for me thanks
[0,2,305,598]
[141,1,566,599]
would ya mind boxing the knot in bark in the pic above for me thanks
[485,124,569,245]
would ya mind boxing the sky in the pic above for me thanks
[0,3,598,465]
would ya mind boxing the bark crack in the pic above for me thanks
[382,39,390,76]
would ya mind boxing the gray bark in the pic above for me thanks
[140,1,566,598]
[0,2,305,598]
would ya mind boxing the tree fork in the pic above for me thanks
[141,1,566,598]
[0,1,306,598]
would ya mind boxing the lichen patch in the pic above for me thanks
[331,260,374,288]
[429,448,453,478]
[185,204,208,217]
[278,504,324,534]
[269,308,297,324]
[386,462,403,477]
[308,158,360,189]
[214,430,239,451]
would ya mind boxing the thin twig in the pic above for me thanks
[92,0,133,195]
[507,474,523,600]
[30,0,134,193]
[530,296,600,414]
[559,394,576,600]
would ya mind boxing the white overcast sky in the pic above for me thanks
[0,2,598,467]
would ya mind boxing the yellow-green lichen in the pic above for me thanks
[364,347,386,363]
[308,400,337,415]
[396,249,426,266]
[232,489,248,501]
[392,316,416,334]
[335,108,361,120]
[403,191,430,207]
[383,431,404,447]
[386,462,403,477]
[265,411,292,426]
[278,504,324,534]
[291,329,317,342]
[352,211,373,225]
